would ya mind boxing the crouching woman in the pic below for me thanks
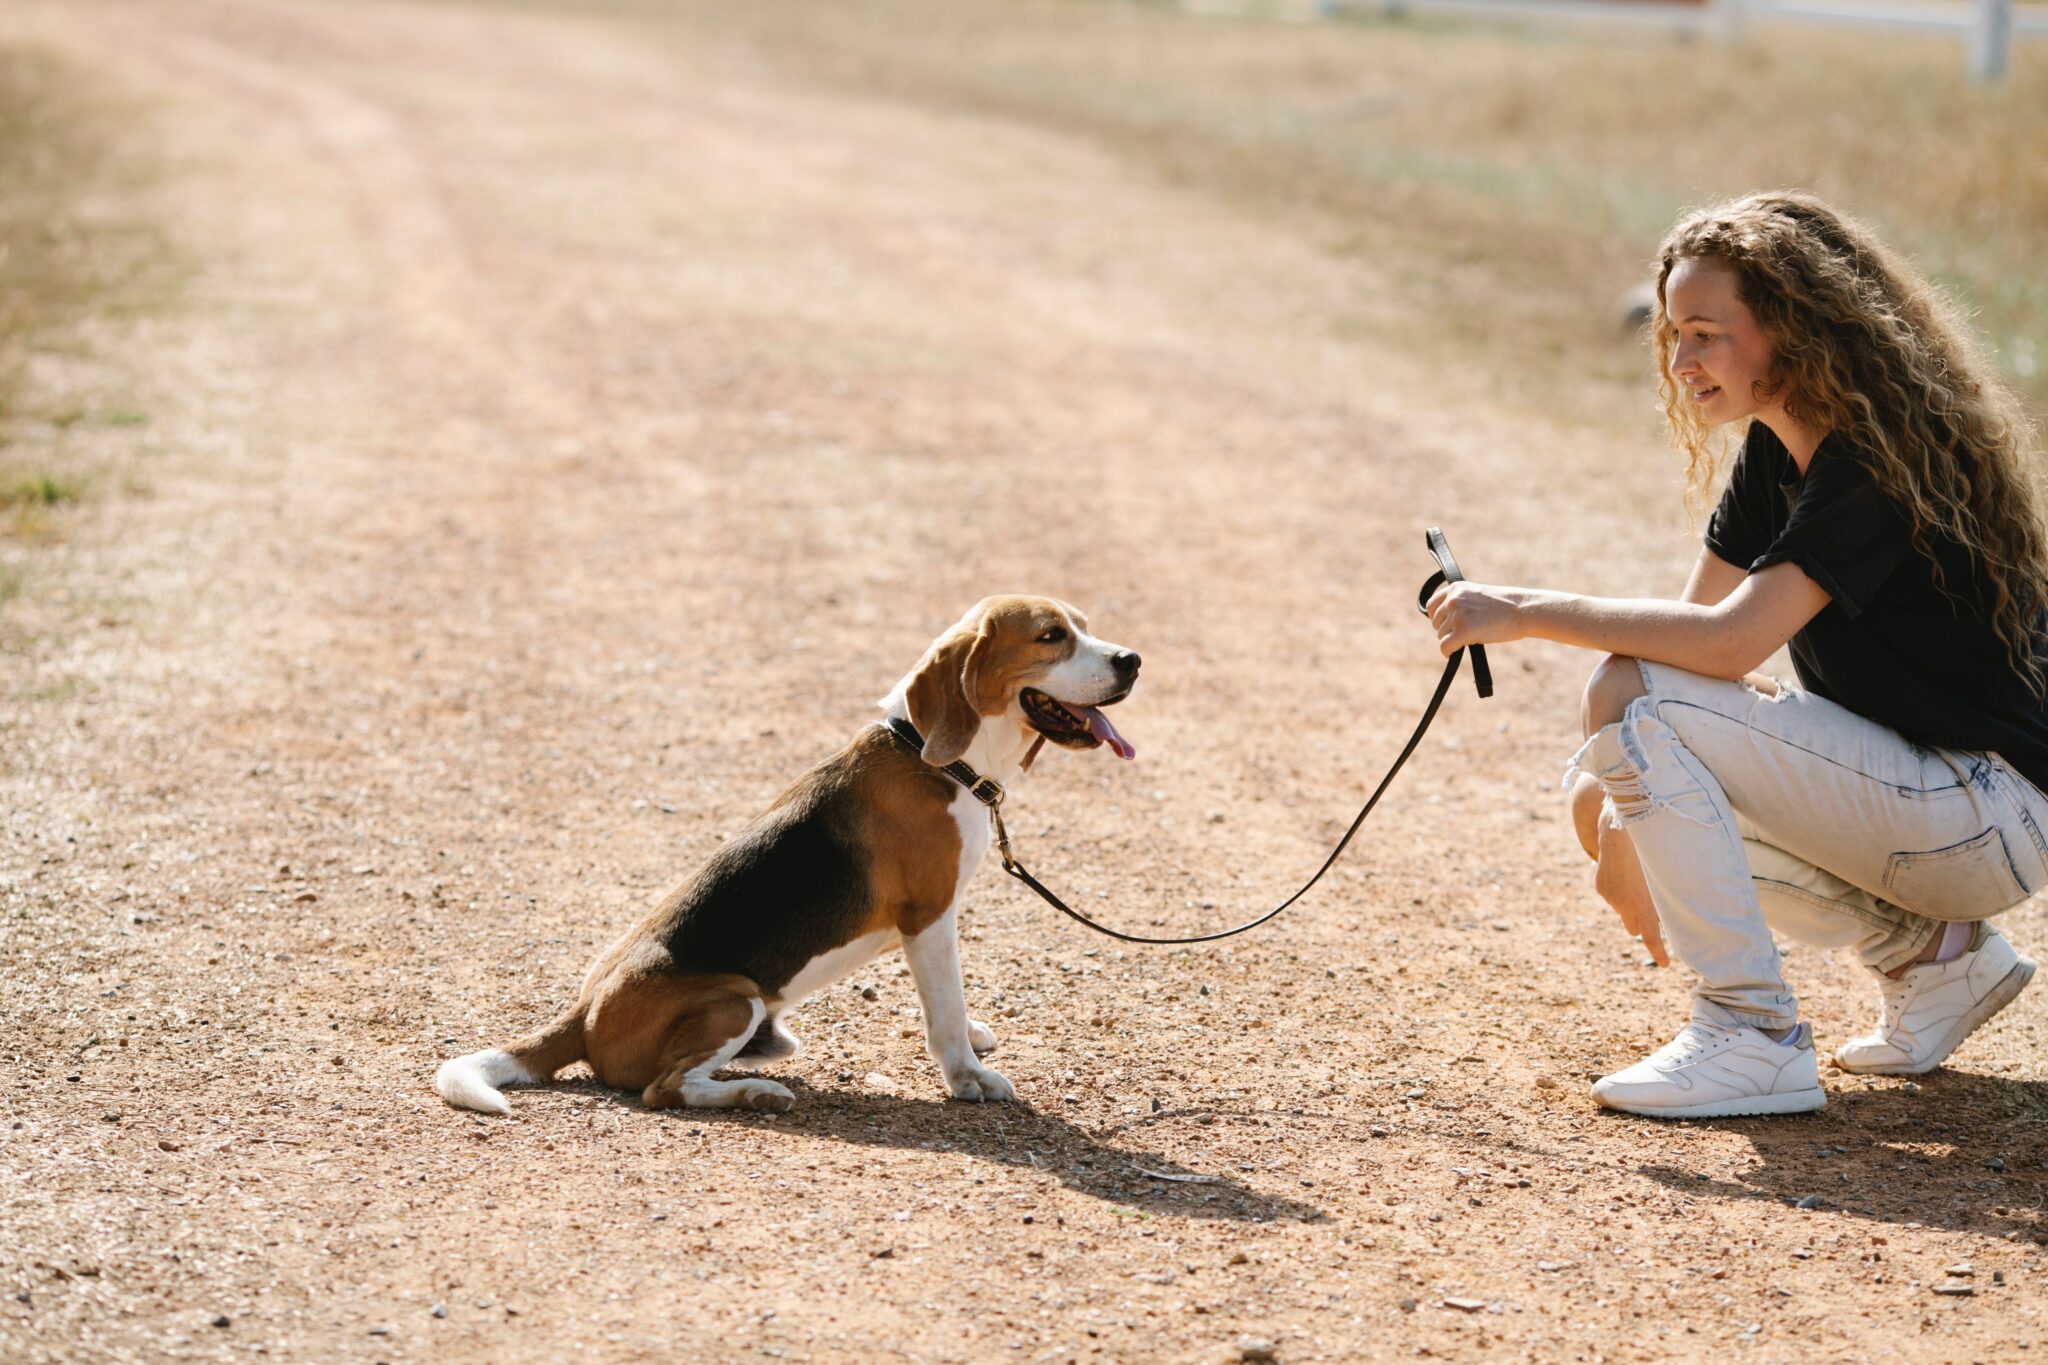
[1427,191,2045,1118]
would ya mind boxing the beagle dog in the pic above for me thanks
[435,596,1139,1114]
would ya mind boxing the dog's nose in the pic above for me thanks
[1112,650,1141,676]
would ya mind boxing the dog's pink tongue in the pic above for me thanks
[1077,706,1135,760]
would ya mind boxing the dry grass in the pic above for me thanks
[489,0,2046,425]
[0,45,174,543]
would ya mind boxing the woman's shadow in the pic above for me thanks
[1630,1071,2048,1242]
[573,1075,1326,1224]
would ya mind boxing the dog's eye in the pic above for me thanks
[1038,627,1068,645]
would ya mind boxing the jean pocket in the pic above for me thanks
[1882,826,2030,918]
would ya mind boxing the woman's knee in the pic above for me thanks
[1580,654,1648,738]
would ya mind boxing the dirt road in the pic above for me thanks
[4,1,2044,1361]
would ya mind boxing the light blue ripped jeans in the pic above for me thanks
[1566,660,2048,1029]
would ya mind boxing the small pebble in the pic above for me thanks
[1902,1081,1922,1093]
[211,1315,230,1329]
[1397,1297,1418,1312]
[1945,1262,1974,1276]
[429,1303,446,1319]
[1237,1338,1277,1363]
[1369,1126,1389,1138]
[1532,1074,1558,1090]
[872,1247,894,1259]
[1795,1195,1823,1210]
[1934,1282,1974,1297]
[1987,1158,2008,1172]
[1443,1297,1486,1312]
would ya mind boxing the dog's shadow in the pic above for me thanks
[569,1075,1326,1224]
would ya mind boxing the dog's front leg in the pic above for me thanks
[903,908,1014,1102]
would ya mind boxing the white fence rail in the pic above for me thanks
[1294,0,2045,80]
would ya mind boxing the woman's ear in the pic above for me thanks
[906,623,992,766]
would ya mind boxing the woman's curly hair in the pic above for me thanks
[1651,190,2048,694]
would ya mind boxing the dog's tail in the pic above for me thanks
[435,1008,587,1116]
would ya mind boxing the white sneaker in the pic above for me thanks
[1835,924,2035,1076]
[1593,1019,1826,1119]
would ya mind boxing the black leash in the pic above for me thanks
[895,528,1492,946]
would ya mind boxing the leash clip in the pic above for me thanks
[990,807,1018,872]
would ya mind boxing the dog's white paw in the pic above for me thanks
[737,1079,796,1113]
[967,1019,998,1055]
[944,1062,1015,1103]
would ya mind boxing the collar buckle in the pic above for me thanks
[882,716,1007,810]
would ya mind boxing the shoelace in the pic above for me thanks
[1651,1022,1731,1066]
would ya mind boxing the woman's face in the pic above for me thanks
[1664,258,1779,429]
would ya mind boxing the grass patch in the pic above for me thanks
[0,474,82,509]
[0,43,175,536]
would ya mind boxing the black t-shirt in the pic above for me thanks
[1705,421,2048,794]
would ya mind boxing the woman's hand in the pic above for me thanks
[1424,581,1533,658]
[1570,771,1670,967]
[1595,815,1670,967]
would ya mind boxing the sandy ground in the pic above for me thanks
[4,1,2046,1361]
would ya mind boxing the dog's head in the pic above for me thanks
[898,595,1140,768]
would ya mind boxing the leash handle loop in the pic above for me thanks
[995,527,1490,945]
[1419,525,1492,699]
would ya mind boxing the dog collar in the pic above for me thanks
[882,716,1006,809]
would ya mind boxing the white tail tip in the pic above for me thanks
[435,1048,529,1115]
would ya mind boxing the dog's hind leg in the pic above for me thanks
[733,1008,802,1062]
[641,993,795,1113]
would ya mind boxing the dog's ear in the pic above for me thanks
[906,619,994,766]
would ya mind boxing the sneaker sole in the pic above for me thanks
[1595,1086,1827,1120]
[1835,954,2036,1077]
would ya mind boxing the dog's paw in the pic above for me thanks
[967,1019,998,1055]
[738,1079,796,1113]
[944,1063,1015,1103]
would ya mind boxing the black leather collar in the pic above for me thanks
[882,716,1006,808]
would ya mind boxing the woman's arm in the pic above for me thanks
[1427,556,1829,680]
[1680,545,1750,609]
